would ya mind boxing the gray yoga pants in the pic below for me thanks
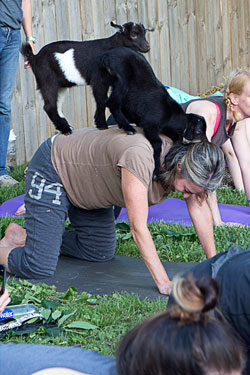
[8,138,116,279]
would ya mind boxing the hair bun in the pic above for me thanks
[196,276,219,312]
[172,274,219,316]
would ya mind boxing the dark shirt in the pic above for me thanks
[168,247,250,375]
[0,0,23,29]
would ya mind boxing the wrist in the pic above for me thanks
[158,281,172,295]
[26,36,36,43]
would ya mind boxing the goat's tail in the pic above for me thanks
[20,43,35,67]
[100,54,119,78]
[100,53,128,104]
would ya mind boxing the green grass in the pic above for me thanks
[1,164,249,353]
[2,279,167,356]
[116,221,250,262]
[0,164,27,204]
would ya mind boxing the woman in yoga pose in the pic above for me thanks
[0,129,224,296]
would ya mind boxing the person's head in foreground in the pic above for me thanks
[116,274,246,375]
[223,69,250,122]
[159,141,225,197]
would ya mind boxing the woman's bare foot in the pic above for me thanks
[0,223,26,248]
[15,203,26,216]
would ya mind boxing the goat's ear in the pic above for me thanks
[145,27,155,32]
[110,21,124,32]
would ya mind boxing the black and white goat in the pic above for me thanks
[21,21,152,134]
[90,47,208,179]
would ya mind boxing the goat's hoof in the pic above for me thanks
[60,126,73,135]
[97,126,109,130]
[62,130,72,136]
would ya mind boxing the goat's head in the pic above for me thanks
[111,21,152,53]
[182,113,208,144]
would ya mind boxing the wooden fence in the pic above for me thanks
[12,0,250,164]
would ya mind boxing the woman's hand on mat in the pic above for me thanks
[158,281,172,295]
[15,203,26,216]
[0,289,11,313]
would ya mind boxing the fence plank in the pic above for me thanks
[157,0,171,85]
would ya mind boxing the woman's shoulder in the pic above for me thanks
[187,99,218,116]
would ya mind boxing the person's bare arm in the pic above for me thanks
[185,194,216,258]
[121,168,172,295]
[222,139,244,191]
[231,119,250,208]
[22,0,35,65]
[206,191,223,226]
[206,190,242,226]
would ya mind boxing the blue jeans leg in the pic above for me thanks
[0,27,21,176]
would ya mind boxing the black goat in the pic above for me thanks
[21,21,152,134]
[90,47,208,179]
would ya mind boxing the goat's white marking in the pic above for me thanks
[54,49,86,86]
[57,88,67,118]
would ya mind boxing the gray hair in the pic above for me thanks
[159,141,225,194]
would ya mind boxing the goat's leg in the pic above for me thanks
[57,88,67,118]
[143,128,163,180]
[91,81,109,129]
[106,80,136,135]
[107,100,136,135]
[41,86,72,134]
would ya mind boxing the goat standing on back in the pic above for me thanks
[91,47,208,179]
[21,21,151,134]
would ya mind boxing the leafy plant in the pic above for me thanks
[2,279,166,356]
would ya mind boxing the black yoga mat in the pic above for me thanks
[15,255,196,300]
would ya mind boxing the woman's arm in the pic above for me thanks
[121,168,172,295]
[185,194,217,258]
[231,119,250,208]
[206,191,223,226]
[221,139,244,191]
